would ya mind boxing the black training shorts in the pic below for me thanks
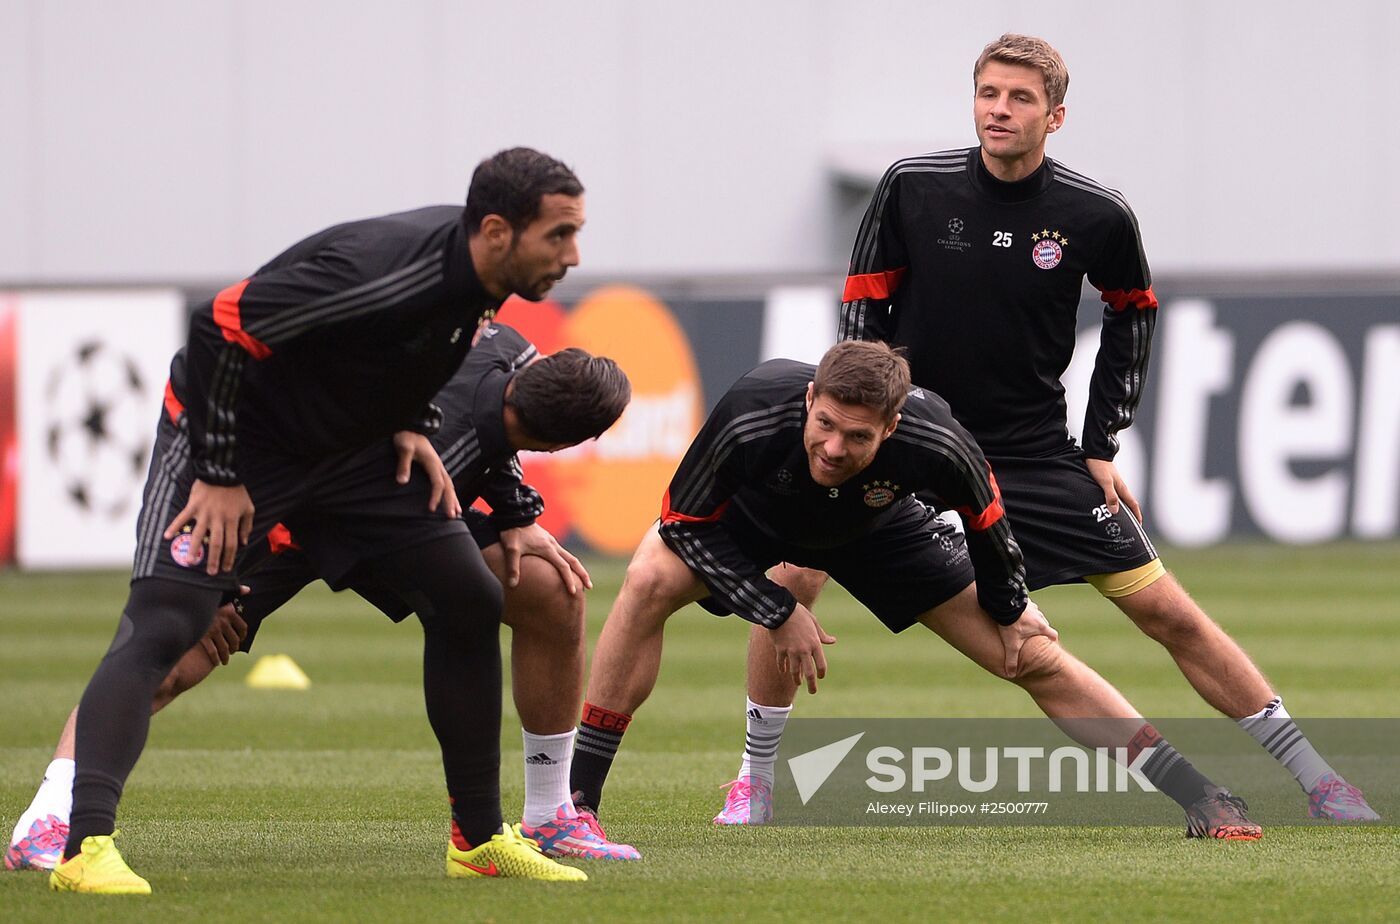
[698,496,974,632]
[981,447,1158,590]
[234,507,503,650]
[132,410,466,593]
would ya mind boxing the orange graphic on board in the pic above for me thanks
[493,286,703,554]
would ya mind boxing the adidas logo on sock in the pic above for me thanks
[747,708,764,720]
[525,752,559,765]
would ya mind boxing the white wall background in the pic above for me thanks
[2,0,1397,283]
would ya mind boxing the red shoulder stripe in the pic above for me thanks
[213,279,273,359]
[162,378,184,423]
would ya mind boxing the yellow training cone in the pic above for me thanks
[245,654,311,690]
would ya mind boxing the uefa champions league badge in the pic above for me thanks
[170,528,206,567]
[862,480,898,508]
[1030,229,1067,269]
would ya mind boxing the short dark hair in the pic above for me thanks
[463,147,584,235]
[508,348,631,444]
[812,341,911,422]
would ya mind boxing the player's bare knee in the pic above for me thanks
[619,554,688,613]
[1010,636,1065,684]
[504,559,583,638]
[532,589,585,650]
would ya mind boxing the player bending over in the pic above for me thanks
[42,161,598,896]
[7,324,638,876]
[569,341,1262,846]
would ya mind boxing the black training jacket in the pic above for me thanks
[181,205,503,486]
[839,147,1156,461]
[658,359,1027,628]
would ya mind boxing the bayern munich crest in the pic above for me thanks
[862,480,899,508]
[1030,229,1067,269]
[170,530,205,567]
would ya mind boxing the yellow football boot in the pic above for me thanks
[49,833,151,895]
[445,823,587,881]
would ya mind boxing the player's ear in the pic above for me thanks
[805,382,815,409]
[1047,104,1066,134]
[477,213,514,250]
[884,412,901,437]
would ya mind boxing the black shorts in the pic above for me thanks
[132,411,466,593]
[982,448,1158,591]
[236,508,503,651]
[698,497,974,633]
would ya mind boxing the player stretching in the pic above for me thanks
[44,148,591,895]
[6,324,639,875]
[715,33,1377,826]
[571,342,1261,844]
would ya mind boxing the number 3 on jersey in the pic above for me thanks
[992,231,1013,248]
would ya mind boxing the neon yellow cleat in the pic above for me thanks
[445,823,587,881]
[48,833,151,895]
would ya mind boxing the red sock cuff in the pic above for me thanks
[1127,723,1163,762]
[581,702,632,733]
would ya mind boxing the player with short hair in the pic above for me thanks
[7,323,639,875]
[715,33,1377,827]
[47,148,595,895]
[571,341,1261,845]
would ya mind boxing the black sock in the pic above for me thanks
[368,534,504,848]
[67,580,222,858]
[570,702,632,813]
[1129,724,1213,810]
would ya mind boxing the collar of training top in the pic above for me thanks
[442,218,504,318]
[967,147,1054,202]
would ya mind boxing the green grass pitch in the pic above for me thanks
[2,542,1398,921]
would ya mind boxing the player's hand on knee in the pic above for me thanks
[997,600,1058,679]
[499,524,590,593]
[165,480,255,575]
[769,604,834,694]
[392,430,462,519]
[1085,458,1142,523]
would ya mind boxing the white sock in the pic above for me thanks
[736,698,792,787]
[9,758,74,845]
[521,729,576,827]
[1237,697,1335,792]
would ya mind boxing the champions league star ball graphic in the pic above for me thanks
[43,341,152,519]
